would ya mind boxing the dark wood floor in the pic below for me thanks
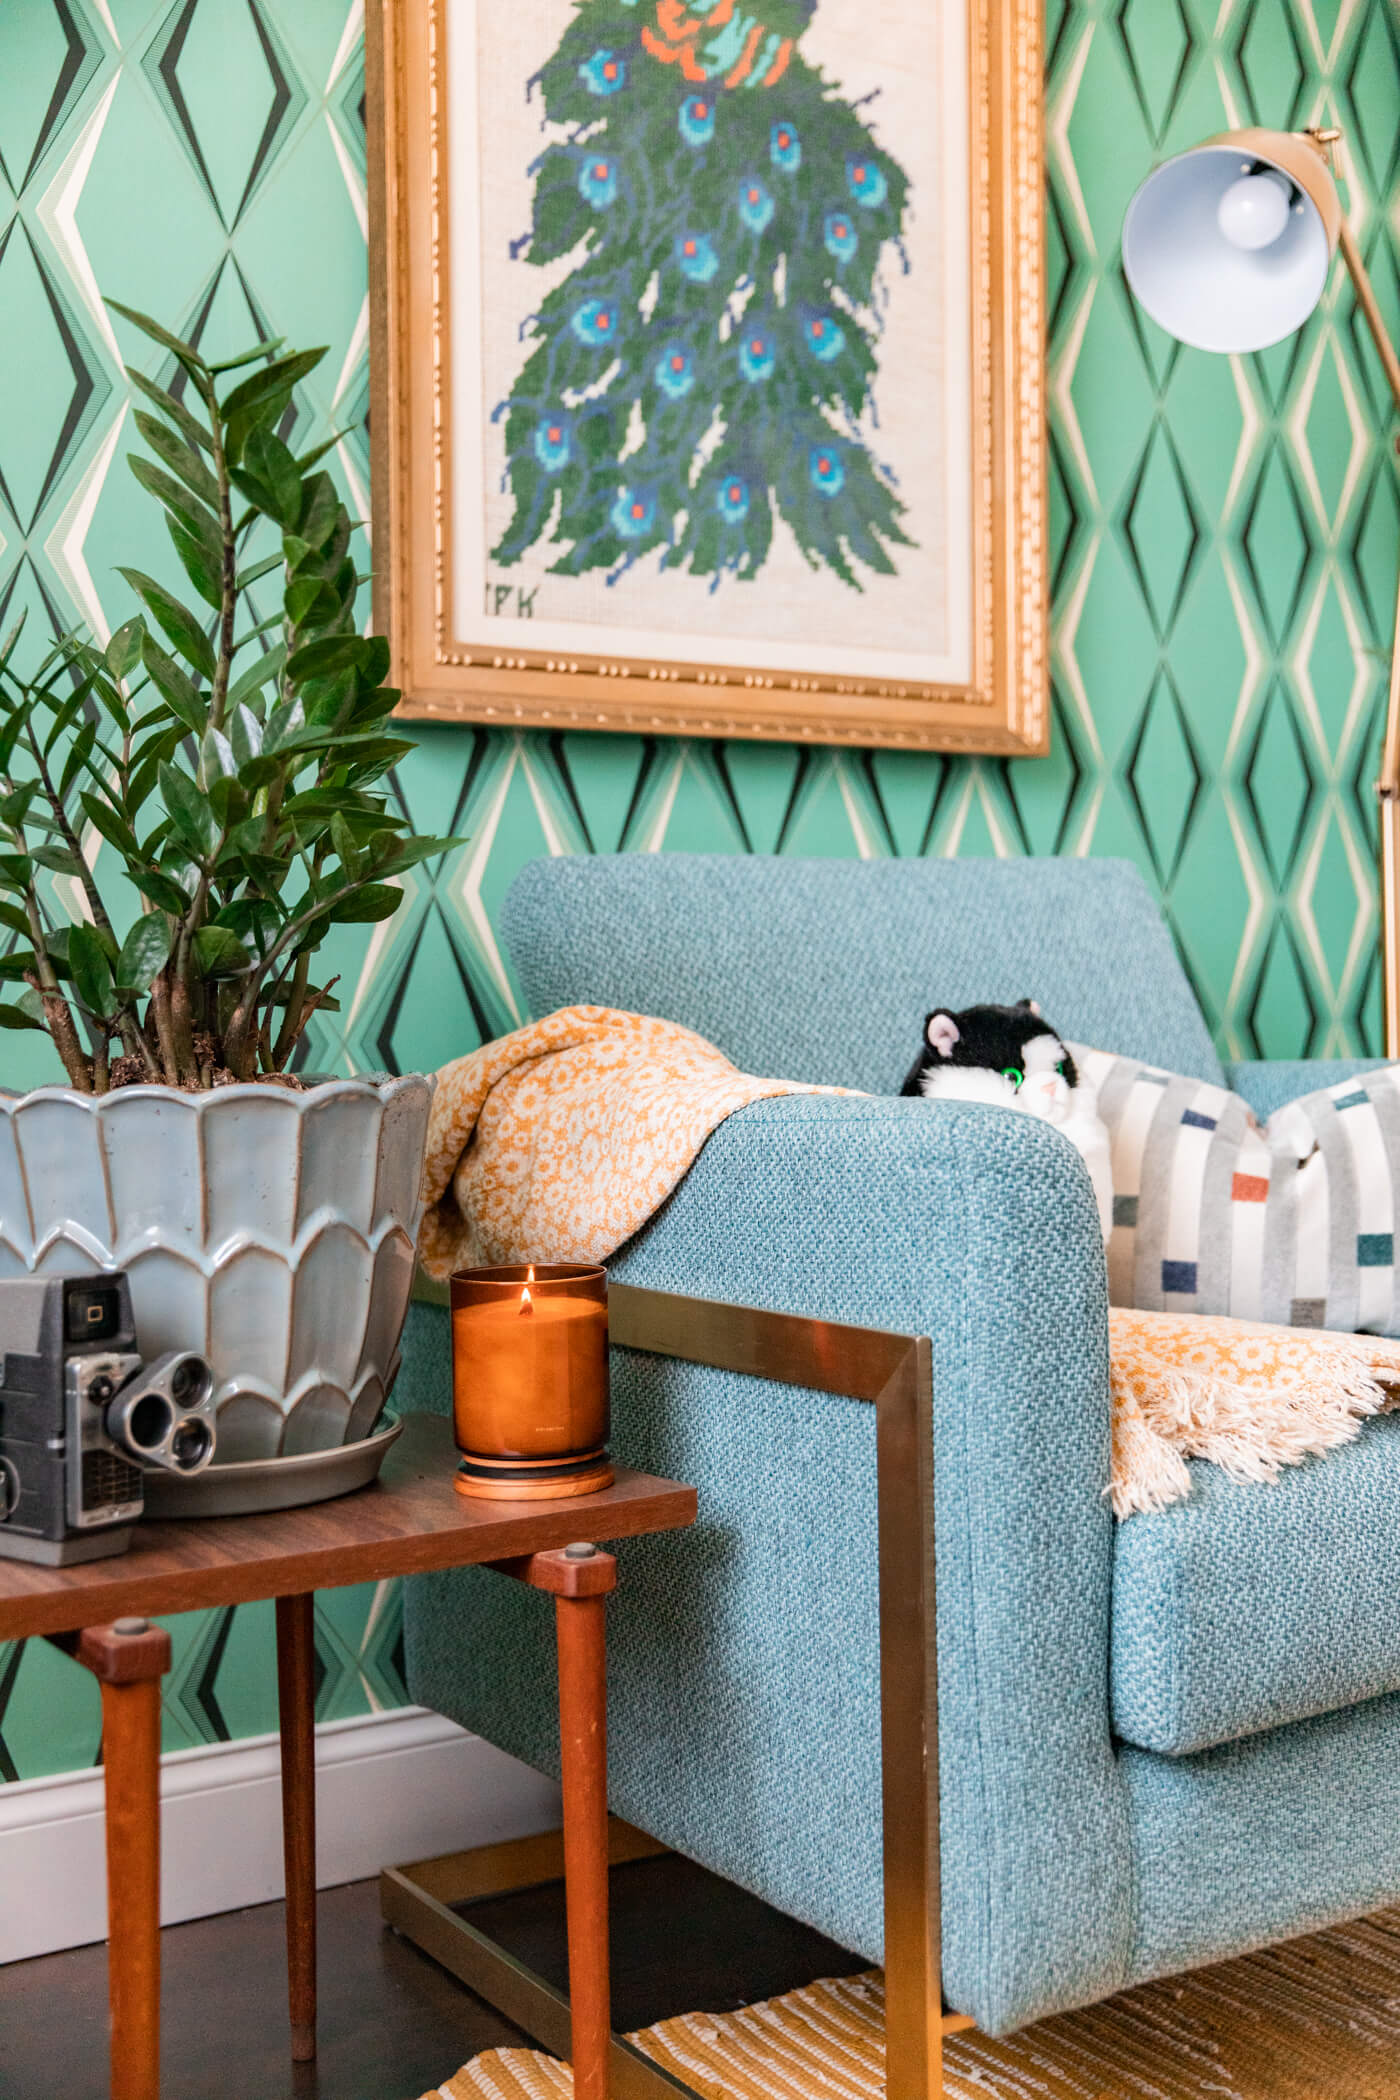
[0,1856,863,2100]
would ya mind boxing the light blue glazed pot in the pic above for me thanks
[0,1074,434,1462]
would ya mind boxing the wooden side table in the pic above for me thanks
[0,1411,696,2100]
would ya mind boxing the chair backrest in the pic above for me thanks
[500,855,1222,1090]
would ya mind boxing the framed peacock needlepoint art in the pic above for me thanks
[367,0,1046,752]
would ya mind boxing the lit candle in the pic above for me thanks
[450,1262,611,1500]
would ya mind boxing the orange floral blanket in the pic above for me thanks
[419,1006,845,1279]
[419,1008,1400,1517]
[1109,1306,1400,1516]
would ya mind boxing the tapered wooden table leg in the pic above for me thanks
[73,1618,172,2100]
[490,1542,618,2100]
[103,1674,163,2100]
[555,1569,612,2100]
[276,1591,318,2062]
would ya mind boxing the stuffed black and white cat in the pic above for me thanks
[901,999,1113,1239]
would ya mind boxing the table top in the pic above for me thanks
[0,1413,697,1641]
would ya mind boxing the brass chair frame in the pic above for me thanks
[382,1282,972,2098]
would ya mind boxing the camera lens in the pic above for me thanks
[170,1418,213,1471]
[125,1393,174,1450]
[169,1357,211,1407]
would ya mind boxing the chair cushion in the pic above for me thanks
[501,855,1222,1093]
[1112,1412,1400,1755]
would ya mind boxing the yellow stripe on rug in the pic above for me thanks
[418,1906,1400,2100]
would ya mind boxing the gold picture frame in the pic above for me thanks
[367,0,1046,753]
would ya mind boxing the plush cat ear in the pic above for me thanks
[1015,997,1042,1017]
[925,1010,961,1059]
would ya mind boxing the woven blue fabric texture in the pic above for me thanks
[405,1093,1133,2036]
[390,1303,451,1417]
[500,855,1223,1091]
[1113,1413,1400,1755]
[1225,1059,1391,1119]
[402,855,1400,2038]
[1122,1692,1400,1987]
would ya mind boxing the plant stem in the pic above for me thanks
[170,865,211,1078]
[170,968,196,1082]
[203,379,238,740]
[271,950,310,1068]
[111,1001,161,1081]
[18,882,91,1090]
[27,977,93,1090]
[26,992,89,1100]
[221,997,257,1080]
[150,968,179,1085]
[274,971,338,1073]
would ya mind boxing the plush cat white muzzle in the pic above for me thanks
[917,1028,1114,1241]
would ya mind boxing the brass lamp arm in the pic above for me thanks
[1336,221,1400,419]
[1334,224,1400,807]
[1304,127,1400,417]
[1303,131,1400,1052]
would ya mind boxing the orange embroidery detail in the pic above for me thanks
[764,37,793,85]
[725,21,764,85]
[640,24,685,63]
[641,24,708,78]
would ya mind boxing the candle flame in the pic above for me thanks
[519,1284,534,1317]
[527,1264,535,1282]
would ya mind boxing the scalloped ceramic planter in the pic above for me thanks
[0,1074,434,1463]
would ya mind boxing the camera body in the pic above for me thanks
[0,1273,216,1565]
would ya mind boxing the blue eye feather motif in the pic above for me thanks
[492,3,913,591]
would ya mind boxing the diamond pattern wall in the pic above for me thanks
[0,0,1396,1783]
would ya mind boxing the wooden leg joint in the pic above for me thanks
[52,1617,172,1684]
[490,1543,619,1598]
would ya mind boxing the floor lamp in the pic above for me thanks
[1121,126,1400,1055]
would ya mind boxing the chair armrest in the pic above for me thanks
[610,1093,1134,2031]
[1225,1058,1390,1121]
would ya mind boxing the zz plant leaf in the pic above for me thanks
[0,306,462,1094]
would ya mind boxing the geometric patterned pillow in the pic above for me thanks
[1070,1047,1400,1337]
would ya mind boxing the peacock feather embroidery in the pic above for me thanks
[491,0,915,592]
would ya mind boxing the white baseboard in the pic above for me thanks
[0,1706,561,1964]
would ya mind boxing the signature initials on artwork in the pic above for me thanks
[485,582,540,619]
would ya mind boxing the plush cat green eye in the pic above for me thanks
[1002,1066,1024,1087]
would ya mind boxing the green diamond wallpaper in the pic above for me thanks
[0,0,1397,1782]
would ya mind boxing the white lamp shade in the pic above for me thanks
[1122,131,1339,354]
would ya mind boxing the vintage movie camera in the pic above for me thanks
[0,1273,216,1565]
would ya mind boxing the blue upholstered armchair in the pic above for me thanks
[396,855,1397,2094]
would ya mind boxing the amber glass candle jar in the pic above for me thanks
[449,1263,612,1500]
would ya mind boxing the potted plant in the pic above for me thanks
[0,304,454,1466]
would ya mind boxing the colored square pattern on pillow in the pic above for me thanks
[1070,1049,1400,1335]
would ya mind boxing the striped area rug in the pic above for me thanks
[416,1908,1400,2100]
